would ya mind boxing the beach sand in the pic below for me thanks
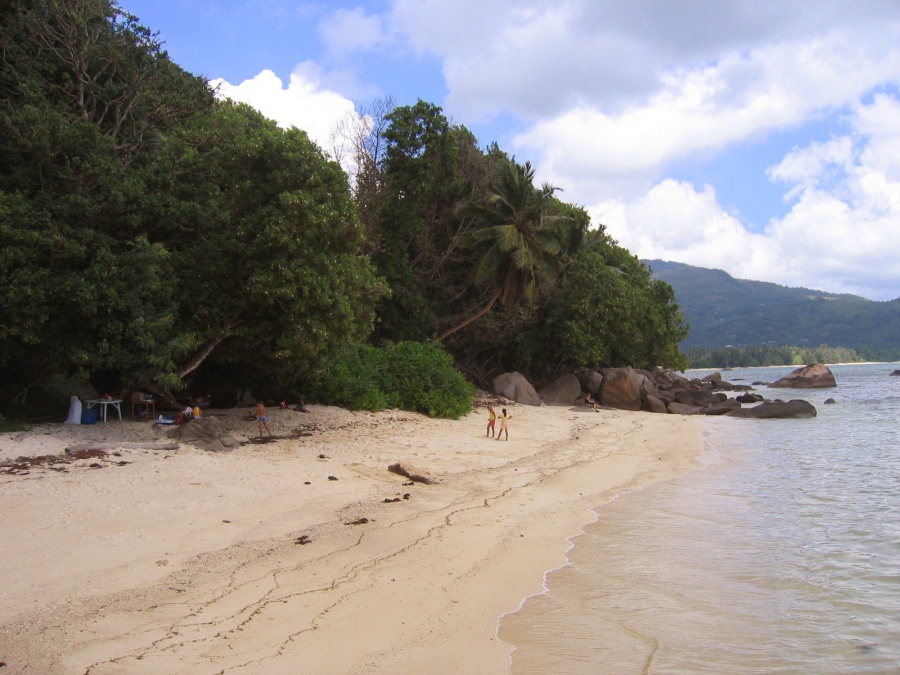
[0,400,700,674]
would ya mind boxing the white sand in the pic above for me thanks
[0,401,701,674]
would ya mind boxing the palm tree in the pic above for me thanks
[436,160,569,343]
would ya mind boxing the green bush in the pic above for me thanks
[0,414,27,432]
[316,342,475,419]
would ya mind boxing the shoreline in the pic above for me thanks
[0,402,701,673]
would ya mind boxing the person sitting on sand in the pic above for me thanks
[256,401,272,436]
[585,393,600,412]
[496,408,511,441]
[486,405,496,437]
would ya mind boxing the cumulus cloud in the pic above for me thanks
[514,35,900,197]
[392,0,900,121]
[209,65,357,148]
[318,6,390,55]
[601,94,900,300]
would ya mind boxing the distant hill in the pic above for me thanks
[645,259,900,360]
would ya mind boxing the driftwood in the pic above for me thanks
[65,441,180,454]
[387,462,435,484]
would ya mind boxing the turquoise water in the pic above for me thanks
[501,363,900,673]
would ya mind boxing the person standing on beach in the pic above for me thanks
[256,401,272,437]
[486,405,496,437]
[496,408,511,441]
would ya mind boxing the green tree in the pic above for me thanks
[437,159,569,342]
[0,0,210,405]
[141,101,386,391]
[0,0,386,409]
[544,230,689,371]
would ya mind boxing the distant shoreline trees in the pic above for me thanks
[686,344,866,369]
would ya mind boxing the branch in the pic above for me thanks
[177,325,238,380]
[435,285,502,343]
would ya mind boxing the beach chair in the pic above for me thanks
[130,391,155,421]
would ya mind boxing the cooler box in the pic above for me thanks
[81,408,98,425]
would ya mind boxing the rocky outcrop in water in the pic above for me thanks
[491,367,822,419]
[768,363,837,388]
[725,399,818,419]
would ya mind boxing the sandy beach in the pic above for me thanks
[0,400,700,674]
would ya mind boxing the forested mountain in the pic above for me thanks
[0,0,690,417]
[647,259,900,361]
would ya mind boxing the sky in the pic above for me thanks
[122,0,900,301]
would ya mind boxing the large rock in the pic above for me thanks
[640,378,663,401]
[33,373,98,417]
[598,367,642,411]
[666,402,706,415]
[539,374,582,406]
[768,364,836,388]
[171,416,241,452]
[674,390,720,407]
[493,372,542,406]
[704,399,742,415]
[725,399,818,419]
[642,395,668,414]
[574,369,604,396]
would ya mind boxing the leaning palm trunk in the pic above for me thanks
[435,285,503,343]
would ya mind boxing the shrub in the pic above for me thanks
[316,342,475,419]
[0,414,27,432]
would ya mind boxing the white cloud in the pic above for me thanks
[600,94,900,300]
[318,7,390,55]
[209,65,356,148]
[514,35,900,198]
[392,0,900,122]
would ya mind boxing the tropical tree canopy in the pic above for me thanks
[1,0,691,416]
[437,160,570,342]
[0,0,384,407]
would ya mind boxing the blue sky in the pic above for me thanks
[122,0,900,301]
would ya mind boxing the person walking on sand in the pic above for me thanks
[256,401,272,437]
[486,405,497,437]
[496,408,511,441]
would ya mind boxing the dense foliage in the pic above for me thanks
[313,342,476,419]
[546,232,689,371]
[351,101,690,385]
[1,0,383,409]
[1,0,692,417]
[649,260,900,361]
[686,344,866,369]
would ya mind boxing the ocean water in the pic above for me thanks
[499,362,900,674]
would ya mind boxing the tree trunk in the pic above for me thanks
[435,286,502,343]
[177,326,237,380]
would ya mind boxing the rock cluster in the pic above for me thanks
[492,364,832,419]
